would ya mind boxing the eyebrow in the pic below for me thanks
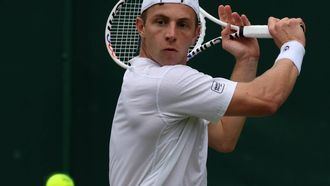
[152,14,193,23]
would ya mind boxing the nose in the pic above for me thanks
[165,22,177,43]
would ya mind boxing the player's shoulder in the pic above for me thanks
[162,64,210,82]
[129,57,206,79]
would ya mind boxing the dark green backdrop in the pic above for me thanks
[1,0,329,185]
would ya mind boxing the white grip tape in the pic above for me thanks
[243,25,272,38]
[275,40,305,74]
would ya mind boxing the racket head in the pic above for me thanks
[105,0,142,69]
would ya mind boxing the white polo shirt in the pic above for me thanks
[109,57,237,186]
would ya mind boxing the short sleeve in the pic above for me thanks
[157,65,237,123]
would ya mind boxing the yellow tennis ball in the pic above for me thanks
[46,173,74,186]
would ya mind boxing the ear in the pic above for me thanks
[136,16,145,38]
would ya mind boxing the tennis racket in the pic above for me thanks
[105,0,272,69]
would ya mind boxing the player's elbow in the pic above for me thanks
[255,101,280,116]
[219,145,236,153]
[212,142,237,153]
[261,94,286,115]
[262,100,281,115]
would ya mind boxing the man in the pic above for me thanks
[109,0,306,185]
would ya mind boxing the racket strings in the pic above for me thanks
[109,0,142,64]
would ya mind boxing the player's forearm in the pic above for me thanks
[208,58,258,153]
[246,59,298,115]
[225,58,299,116]
[228,57,257,120]
[208,116,245,153]
[260,59,298,105]
[230,57,259,125]
[220,116,245,152]
[231,57,258,82]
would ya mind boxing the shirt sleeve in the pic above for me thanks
[157,65,237,123]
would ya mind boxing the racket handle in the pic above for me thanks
[241,25,272,38]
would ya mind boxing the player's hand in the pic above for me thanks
[268,17,306,48]
[218,5,260,62]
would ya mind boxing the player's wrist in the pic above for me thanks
[275,40,305,74]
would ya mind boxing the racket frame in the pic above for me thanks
[105,0,138,69]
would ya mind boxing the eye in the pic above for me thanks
[179,22,187,27]
[155,18,166,25]
[178,21,191,29]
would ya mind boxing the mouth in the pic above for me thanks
[163,48,178,52]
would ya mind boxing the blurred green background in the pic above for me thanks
[1,0,329,185]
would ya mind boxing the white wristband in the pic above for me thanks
[275,40,305,74]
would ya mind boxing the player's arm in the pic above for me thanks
[208,15,306,153]
[226,59,299,116]
[208,5,259,153]
[208,50,259,153]
[208,49,303,153]
[225,16,306,116]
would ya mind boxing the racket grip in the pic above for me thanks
[241,25,272,38]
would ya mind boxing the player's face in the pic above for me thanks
[137,4,200,66]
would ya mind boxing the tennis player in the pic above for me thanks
[109,0,306,185]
